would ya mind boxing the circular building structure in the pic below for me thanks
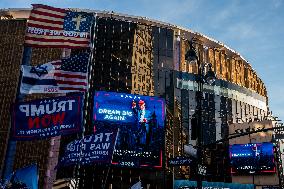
[0,7,270,189]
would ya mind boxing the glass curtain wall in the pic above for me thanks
[67,16,176,189]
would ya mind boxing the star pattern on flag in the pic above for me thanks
[25,4,92,48]
[61,53,89,73]
[64,12,92,32]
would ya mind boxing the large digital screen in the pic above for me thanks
[93,91,165,168]
[230,143,275,174]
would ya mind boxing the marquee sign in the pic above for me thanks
[11,94,83,140]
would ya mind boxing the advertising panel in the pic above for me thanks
[93,91,165,168]
[60,128,119,166]
[11,94,83,140]
[230,142,276,174]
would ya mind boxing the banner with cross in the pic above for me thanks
[25,4,94,48]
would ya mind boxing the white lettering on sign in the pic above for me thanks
[19,100,75,116]
[120,94,141,100]
[238,165,254,170]
[98,108,133,121]
[98,109,121,115]
[90,143,110,150]
[26,27,89,39]
[104,115,125,121]
[231,153,252,157]
[66,132,114,152]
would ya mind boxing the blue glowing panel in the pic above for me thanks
[93,91,165,168]
[230,143,275,174]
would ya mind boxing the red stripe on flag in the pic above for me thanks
[23,44,89,49]
[32,4,66,14]
[27,23,62,30]
[29,16,64,25]
[31,9,65,19]
[56,80,87,86]
[25,36,89,45]
[54,73,87,79]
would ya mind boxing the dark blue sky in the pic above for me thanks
[1,0,284,120]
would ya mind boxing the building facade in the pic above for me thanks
[0,8,271,189]
[229,121,281,189]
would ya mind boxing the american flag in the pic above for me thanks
[25,4,93,48]
[20,53,89,94]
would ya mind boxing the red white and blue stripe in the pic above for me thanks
[20,53,89,94]
[25,4,93,48]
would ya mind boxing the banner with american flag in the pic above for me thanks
[25,4,93,48]
[20,53,89,94]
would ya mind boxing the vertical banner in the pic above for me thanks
[60,128,119,166]
[11,94,83,140]
[93,91,165,168]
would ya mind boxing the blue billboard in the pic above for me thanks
[93,91,165,168]
[230,143,275,174]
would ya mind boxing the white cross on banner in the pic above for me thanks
[72,15,87,30]
[25,4,92,48]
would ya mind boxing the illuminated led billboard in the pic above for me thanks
[93,91,165,168]
[230,143,275,174]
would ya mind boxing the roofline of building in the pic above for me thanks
[0,7,264,85]
[0,9,244,56]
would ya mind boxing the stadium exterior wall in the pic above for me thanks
[0,8,271,188]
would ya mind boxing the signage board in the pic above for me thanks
[230,142,276,174]
[60,128,119,166]
[11,94,83,140]
[93,91,165,168]
[168,156,192,166]
[274,126,284,139]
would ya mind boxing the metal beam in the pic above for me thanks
[203,125,284,148]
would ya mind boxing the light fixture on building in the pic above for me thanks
[185,40,198,65]
[204,63,216,85]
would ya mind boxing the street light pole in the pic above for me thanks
[196,61,203,189]
[185,39,216,189]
